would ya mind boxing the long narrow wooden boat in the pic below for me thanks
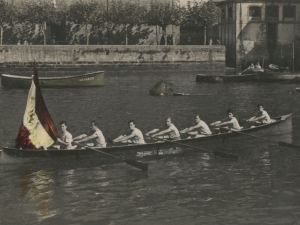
[1,114,292,164]
[1,71,105,88]
[196,71,300,83]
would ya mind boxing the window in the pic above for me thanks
[221,6,225,21]
[283,5,296,21]
[266,5,279,21]
[249,6,261,21]
[228,4,233,20]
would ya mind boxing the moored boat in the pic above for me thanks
[196,71,300,83]
[1,71,105,88]
[1,113,292,164]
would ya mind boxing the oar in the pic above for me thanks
[172,91,219,96]
[216,126,300,150]
[239,67,250,75]
[75,142,148,171]
[150,136,238,159]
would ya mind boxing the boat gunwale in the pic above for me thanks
[2,113,292,155]
[1,71,104,80]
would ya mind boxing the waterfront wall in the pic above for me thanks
[0,45,225,73]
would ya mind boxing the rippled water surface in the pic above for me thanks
[1,71,300,225]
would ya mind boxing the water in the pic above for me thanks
[1,72,300,225]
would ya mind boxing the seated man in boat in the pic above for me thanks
[246,104,272,125]
[248,63,255,69]
[113,120,145,144]
[210,109,242,133]
[56,121,76,149]
[180,114,212,138]
[255,62,261,69]
[73,121,107,148]
[145,117,181,140]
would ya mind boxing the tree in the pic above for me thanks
[146,0,184,45]
[0,0,15,45]
[20,0,63,45]
[110,0,147,45]
[184,0,219,45]
[68,1,104,45]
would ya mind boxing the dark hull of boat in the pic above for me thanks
[196,72,300,83]
[1,114,292,164]
[1,71,105,88]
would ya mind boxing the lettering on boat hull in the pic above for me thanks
[79,77,94,82]
[136,147,182,158]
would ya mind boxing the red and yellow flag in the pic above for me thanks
[15,68,59,150]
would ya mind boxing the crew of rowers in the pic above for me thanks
[56,104,272,149]
[248,62,262,69]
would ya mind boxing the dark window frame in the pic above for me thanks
[248,6,261,21]
[228,4,233,20]
[266,5,279,21]
[283,5,296,21]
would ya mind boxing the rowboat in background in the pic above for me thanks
[1,71,105,88]
[196,71,300,83]
[1,113,292,164]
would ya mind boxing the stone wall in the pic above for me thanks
[0,45,225,73]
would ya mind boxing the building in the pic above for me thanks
[213,0,300,72]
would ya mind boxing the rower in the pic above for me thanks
[113,120,145,144]
[255,62,261,69]
[56,121,76,149]
[246,104,272,125]
[181,114,212,138]
[73,121,107,147]
[145,117,181,140]
[210,109,241,133]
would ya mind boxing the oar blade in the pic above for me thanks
[213,151,238,159]
[124,159,148,171]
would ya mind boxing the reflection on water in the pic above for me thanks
[18,169,56,221]
[1,72,300,224]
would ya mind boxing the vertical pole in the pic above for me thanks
[106,0,109,44]
[0,26,2,45]
[293,41,295,73]
[86,24,89,45]
[171,0,174,45]
[125,26,128,45]
[156,25,158,45]
[44,22,47,45]
[107,0,108,22]
[204,25,206,45]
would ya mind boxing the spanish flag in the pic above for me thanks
[15,68,59,150]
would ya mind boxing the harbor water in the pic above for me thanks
[1,71,300,225]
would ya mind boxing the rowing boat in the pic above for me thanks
[1,113,292,164]
[196,71,300,83]
[1,71,105,88]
